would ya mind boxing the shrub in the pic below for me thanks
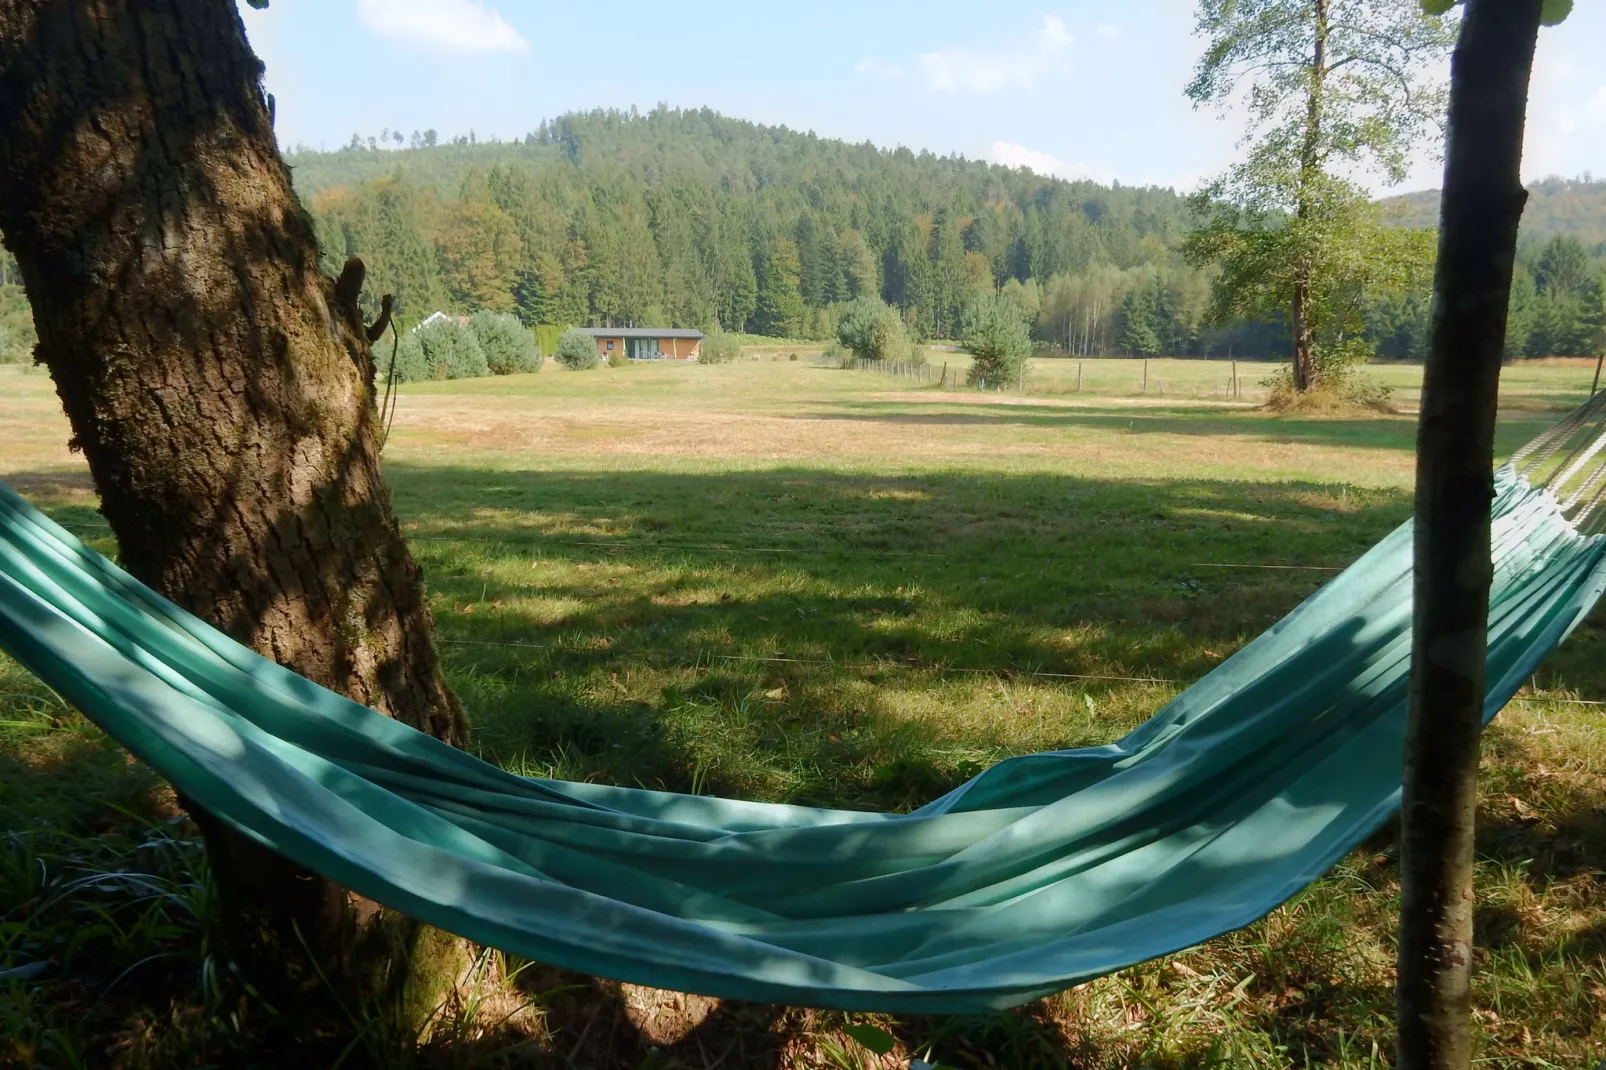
[1264,337,1393,413]
[0,320,37,364]
[962,295,1031,388]
[388,331,427,383]
[698,329,741,364]
[388,316,489,383]
[554,328,600,370]
[607,349,628,368]
[468,310,542,374]
[836,296,913,363]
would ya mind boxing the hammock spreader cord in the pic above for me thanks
[1513,388,1606,532]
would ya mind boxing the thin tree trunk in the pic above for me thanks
[1289,0,1328,394]
[1291,272,1317,390]
[0,0,468,1022]
[1398,2,1542,1066]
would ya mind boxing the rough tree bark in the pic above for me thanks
[1398,1,1542,1066]
[0,0,468,1020]
[1288,0,1328,394]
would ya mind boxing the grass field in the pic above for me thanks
[2,357,1603,1068]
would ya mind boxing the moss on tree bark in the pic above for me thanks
[0,0,470,1026]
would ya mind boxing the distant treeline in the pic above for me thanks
[294,107,1282,357]
[1384,177,1606,248]
[291,109,1605,362]
[0,109,1601,365]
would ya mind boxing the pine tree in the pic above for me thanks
[588,196,661,325]
[555,237,593,325]
[715,238,758,331]
[1534,234,1591,297]
[512,250,564,326]
[753,239,805,337]
[841,229,879,299]
[963,294,1032,387]
[372,179,444,321]
[1117,286,1162,356]
[797,216,845,307]
[1581,273,1606,357]
[929,209,967,338]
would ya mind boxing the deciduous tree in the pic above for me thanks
[1399,0,1556,1066]
[1186,0,1455,391]
[435,199,521,313]
[0,0,467,1026]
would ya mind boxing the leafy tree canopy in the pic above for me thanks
[1186,0,1454,391]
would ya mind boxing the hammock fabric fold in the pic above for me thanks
[0,466,1602,1014]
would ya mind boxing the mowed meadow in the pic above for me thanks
[2,357,1603,1068]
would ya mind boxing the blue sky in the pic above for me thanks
[241,0,1606,195]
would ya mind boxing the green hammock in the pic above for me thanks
[1,452,1603,1015]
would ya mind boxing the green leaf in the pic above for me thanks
[1422,0,1570,24]
[843,1023,897,1056]
[246,0,269,8]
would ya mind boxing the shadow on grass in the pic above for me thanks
[787,399,1556,458]
[379,463,1412,807]
[5,461,1605,1068]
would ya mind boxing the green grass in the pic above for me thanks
[1,359,1602,1067]
[980,354,1598,412]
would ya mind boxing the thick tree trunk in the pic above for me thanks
[1397,2,1541,1067]
[0,0,467,1020]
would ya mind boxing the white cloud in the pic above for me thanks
[989,140,1113,185]
[854,56,903,81]
[355,0,529,55]
[920,16,1074,94]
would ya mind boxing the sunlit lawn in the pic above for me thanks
[1,357,1602,1068]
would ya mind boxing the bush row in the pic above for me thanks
[386,312,544,383]
[388,319,747,379]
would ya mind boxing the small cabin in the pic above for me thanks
[577,327,704,361]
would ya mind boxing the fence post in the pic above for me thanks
[1232,359,1238,399]
[1143,359,1148,395]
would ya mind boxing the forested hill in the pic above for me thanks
[285,107,1227,352]
[1383,177,1606,248]
[5,108,1596,367]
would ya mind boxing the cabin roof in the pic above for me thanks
[575,327,704,340]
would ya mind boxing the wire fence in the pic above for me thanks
[817,355,1039,392]
[825,356,942,384]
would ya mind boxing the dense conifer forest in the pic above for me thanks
[1,107,1601,364]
